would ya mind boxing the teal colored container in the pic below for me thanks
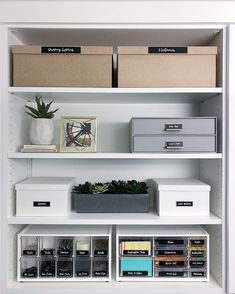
[120,257,152,277]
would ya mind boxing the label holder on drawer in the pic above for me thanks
[164,124,183,131]
[165,141,183,149]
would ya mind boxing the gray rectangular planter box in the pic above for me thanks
[72,192,150,213]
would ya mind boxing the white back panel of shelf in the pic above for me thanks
[204,225,222,288]
[199,159,222,218]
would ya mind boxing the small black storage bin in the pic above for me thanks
[75,257,91,277]
[57,257,73,278]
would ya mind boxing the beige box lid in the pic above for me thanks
[117,46,217,55]
[12,45,113,55]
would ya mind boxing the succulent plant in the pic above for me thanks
[73,180,148,195]
[25,96,59,119]
[109,180,128,194]
[92,183,109,194]
[73,182,93,194]
[126,180,148,194]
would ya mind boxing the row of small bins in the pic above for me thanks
[21,256,108,278]
[17,225,111,281]
[18,225,209,282]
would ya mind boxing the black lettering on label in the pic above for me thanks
[41,47,81,54]
[159,261,185,267]
[165,141,183,149]
[58,272,72,277]
[148,47,188,54]
[77,271,89,277]
[158,271,185,277]
[165,124,183,130]
[22,272,37,278]
[23,250,36,255]
[41,272,54,277]
[191,271,205,277]
[157,250,184,256]
[190,260,205,268]
[57,249,71,256]
[123,271,148,277]
[76,250,89,256]
[41,249,54,256]
[33,201,50,207]
[157,239,184,245]
[94,250,107,257]
[191,250,205,257]
[123,250,149,256]
[176,201,193,207]
[93,271,108,277]
[191,240,205,246]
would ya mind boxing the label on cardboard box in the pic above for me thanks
[148,47,188,54]
[41,47,81,54]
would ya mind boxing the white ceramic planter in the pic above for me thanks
[30,118,54,145]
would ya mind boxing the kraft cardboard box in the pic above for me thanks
[12,46,113,87]
[117,46,217,88]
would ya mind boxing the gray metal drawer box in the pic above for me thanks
[133,136,216,152]
[131,117,216,135]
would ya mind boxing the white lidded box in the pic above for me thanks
[154,178,210,216]
[15,177,75,217]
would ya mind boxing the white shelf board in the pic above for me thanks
[7,212,221,225]
[8,152,222,159]
[9,87,222,104]
[7,275,223,294]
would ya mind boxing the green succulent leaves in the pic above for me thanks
[73,180,148,195]
[25,96,59,119]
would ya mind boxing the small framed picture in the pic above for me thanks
[60,116,97,153]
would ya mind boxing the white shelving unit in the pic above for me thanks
[1,24,227,294]
[116,225,209,282]
[17,225,112,282]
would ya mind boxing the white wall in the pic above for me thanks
[0,1,235,24]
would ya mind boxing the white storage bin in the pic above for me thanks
[154,179,210,216]
[15,177,75,217]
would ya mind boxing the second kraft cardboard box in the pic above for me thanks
[117,46,217,88]
[12,46,113,87]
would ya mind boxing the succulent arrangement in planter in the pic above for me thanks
[72,180,149,213]
[26,96,59,145]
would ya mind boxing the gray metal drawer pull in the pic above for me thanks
[165,141,184,149]
[164,124,183,131]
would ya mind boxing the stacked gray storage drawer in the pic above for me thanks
[130,117,217,153]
